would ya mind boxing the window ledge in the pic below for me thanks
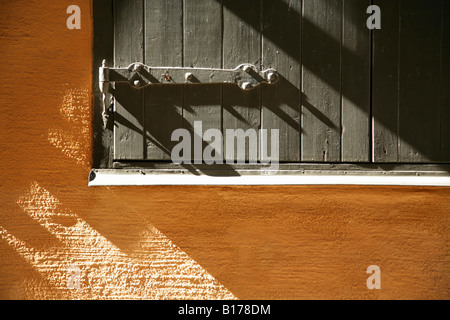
[88,169,450,187]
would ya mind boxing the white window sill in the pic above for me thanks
[88,169,450,187]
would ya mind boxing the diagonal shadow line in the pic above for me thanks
[260,75,302,135]
[116,81,273,174]
[218,0,449,166]
[222,83,261,130]
[235,0,363,63]
[109,0,448,166]
[302,93,339,131]
[218,0,362,66]
[146,134,202,176]
[114,111,143,135]
[115,99,242,176]
[152,124,243,177]
[2,182,237,299]
[223,105,253,128]
[264,102,302,133]
[221,0,367,116]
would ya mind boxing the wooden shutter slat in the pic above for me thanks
[372,0,400,162]
[341,0,371,162]
[223,0,261,163]
[301,0,341,162]
[262,0,301,162]
[398,0,442,162]
[144,0,183,160]
[183,0,223,163]
[113,0,145,160]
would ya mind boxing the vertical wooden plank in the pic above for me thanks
[184,0,222,69]
[302,0,341,162]
[372,0,400,163]
[223,0,261,163]
[441,0,450,162]
[184,0,222,163]
[399,0,442,162]
[341,0,371,162]
[114,0,144,67]
[113,0,144,160]
[262,0,301,162]
[144,0,183,160]
[145,0,183,67]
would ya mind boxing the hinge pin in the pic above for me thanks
[266,72,277,83]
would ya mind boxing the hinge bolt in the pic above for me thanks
[266,72,277,83]
[102,111,109,127]
[134,80,140,86]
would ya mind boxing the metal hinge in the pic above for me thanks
[99,60,279,127]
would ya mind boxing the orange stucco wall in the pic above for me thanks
[0,0,448,300]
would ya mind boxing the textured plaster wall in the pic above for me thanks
[0,0,448,300]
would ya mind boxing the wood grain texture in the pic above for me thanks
[183,0,222,69]
[113,0,144,160]
[398,0,442,162]
[113,83,145,160]
[302,0,341,162]
[261,0,301,162]
[183,0,222,163]
[373,0,447,164]
[341,0,371,162]
[144,0,183,160]
[111,0,450,165]
[223,0,261,163]
[372,0,400,162]
[114,0,144,67]
[145,0,183,67]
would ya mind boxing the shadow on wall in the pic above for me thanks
[1,0,449,301]
[48,88,92,167]
[0,181,235,300]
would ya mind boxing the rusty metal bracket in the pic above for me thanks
[101,61,278,90]
[99,60,279,128]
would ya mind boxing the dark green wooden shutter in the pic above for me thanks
[111,0,449,164]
